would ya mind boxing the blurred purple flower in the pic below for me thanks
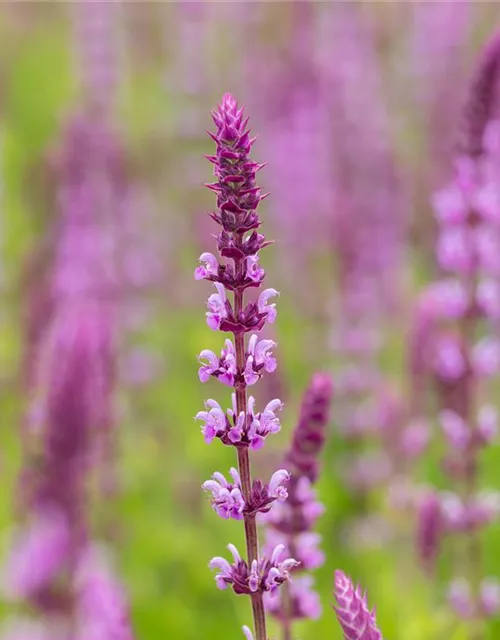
[416,491,443,573]
[2,510,69,600]
[75,546,134,640]
[264,373,332,628]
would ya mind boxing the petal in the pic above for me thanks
[229,467,241,486]
[219,372,235,386]
[202,480,221,495]
[214,282,227,302]
[247,396,256,415]
[208,556,232,574]
[279,558,300,572]
[227,543,242,564]
[254,339,275,364]
[247,334,258,356]
[228,427,242,443]
[206,314,220,331]
[199,252,218,271]
[250,434,265,450]
[206,399,222,410]
[194,266,207,280]
[202,426,216,444]
[268,469,290,495]
[223,339,235,356]
[248,559,259,592]
[242,626,254,640]
[264,399,284,415]
[258,288,279,307]
[264,357,277,373]
[270,544,286,565]
[212,471,227,486]
[198,349,219,368]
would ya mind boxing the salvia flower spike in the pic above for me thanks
[196,94,292,640]
[264,372,333,635]
[412,27,500,624]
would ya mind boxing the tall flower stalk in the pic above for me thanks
[413,29,500,635]
[263,373,333,640]
[196,94,295,640]
[2,109,134,639]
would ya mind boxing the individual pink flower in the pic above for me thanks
[257,289,279,323]
[436,226,473,274]
[198,339,237,385]
[209,544,298,596]
[243,334,277,386]
[246,255,265,283]
[472,337,500,377]
[195,252,219,280]
[439,410,470,450]
[202,468,245,520]
[432,183,468,224]
[206,282,228,330]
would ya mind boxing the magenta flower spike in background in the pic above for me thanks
[263,372,333,637]
[5,9,134,630]
[410,28,500,628]
[197,94,293,640]
[333,570,383,640]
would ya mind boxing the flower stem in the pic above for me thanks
[234,275,267,640]
[460,218,482,634]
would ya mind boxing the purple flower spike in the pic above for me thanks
[285,372,333,482]
[264,374,332,628]
[333,570,383,640]
[413,26,500,625]
[198,94,285,639]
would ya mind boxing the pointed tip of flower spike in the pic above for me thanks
[333,570,383,640]
[460,28,500,157]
